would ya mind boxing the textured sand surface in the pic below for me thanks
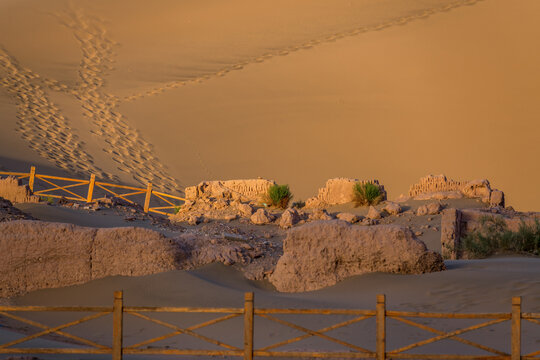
[1,259,538,359]
[1,0,539,210]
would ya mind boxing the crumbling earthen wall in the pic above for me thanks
[0,221,184,298]
[409,175,466,197]
[185,179,276,202]
[408,174,504,207]
[306,178,387,208]
[0,176,40,203]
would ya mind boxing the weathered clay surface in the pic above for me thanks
[0,177,40,204]
[417,202,442,216]
[0,221,185,298]
[270,221,445,292]
[336,212,359,223]
[184,179,276,202]
[367,206,381,219]
[279,208,300,229]
[305,178,386,208]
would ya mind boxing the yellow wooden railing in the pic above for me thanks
[0,293,538,360]
[0,166,185,215]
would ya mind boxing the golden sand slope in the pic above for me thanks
[0,0,539,209]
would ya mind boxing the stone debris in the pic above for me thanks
[416,202,443,216]
[250,208,274,225]
[269,221,445,292]
[0,177,40,204]
[336,212,359,224]
[308,209,333,221]
[366,206,382,220]
[279,208,301,229]
[383,202,402,215]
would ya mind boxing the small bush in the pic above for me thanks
[460,216,540,258]
[264,184,293,209]
[353,182,383,207]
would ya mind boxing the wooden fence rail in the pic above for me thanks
[0,292,538,360]
[0,166,186,216]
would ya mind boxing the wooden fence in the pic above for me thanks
[0,166,185,215]
[0,292,538,360]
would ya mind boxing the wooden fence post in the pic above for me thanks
[87,174,95,203]
[29,166,36,192]
[113,291,123,360]
[143,183,152,213]
[511,296,521,360]
[244,292,254,360]
[376,294,386,360]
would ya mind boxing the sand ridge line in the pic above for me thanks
[122,0,485,103]
[0,48,110,179]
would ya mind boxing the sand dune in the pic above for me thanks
[1,0,539,210]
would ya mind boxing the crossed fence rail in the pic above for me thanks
[0,166,185,215]
[0,292,538,360]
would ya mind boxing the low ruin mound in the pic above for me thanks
[270,220,445,292]
[0,176,40,204]
[0,221,185,298]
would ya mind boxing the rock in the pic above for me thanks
[308,209,333,221]
[366,206,381,220]
[279,208,300,229]
[213,198,229,210]
[0,177,40,204]
[414,231,423,236]
[383,202,402,215]
[269,221,445,292]
[236,203,254,217]
[250,208,273,225]
[187,215,202,225]
[336,212,359,224]
[490,190,505,208]
[184,186,198,201]
[0,221,186,298]
[417,202,442,216]
[304,197,326,209]
[359,218,378,226]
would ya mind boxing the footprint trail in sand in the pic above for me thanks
[0,48,110,179]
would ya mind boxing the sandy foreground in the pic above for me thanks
[1,0,539,210]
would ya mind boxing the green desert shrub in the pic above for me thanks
[460,216,540,258]
[264,184,293,209]
[353,182,383,207]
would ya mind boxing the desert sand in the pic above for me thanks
[1,0,539,210]
[1,0,539,358]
